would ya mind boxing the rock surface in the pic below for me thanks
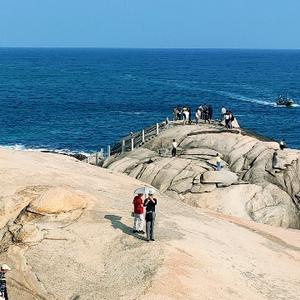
[1,147,300,299]
[28,186,87,215]
[105,123,300,229]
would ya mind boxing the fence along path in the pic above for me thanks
[86,120,170,165]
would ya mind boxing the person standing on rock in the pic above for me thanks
[221,106,227,121]
[132,193,145,234]
[279,139,287,150]
[195,108,201,125]
[224,111,231,129]
[144,193,157,241]
[171,139,177,157]
[208,105,213,122]
[188,107,192,124]
[0,264,11,300]
[216,153,221,171]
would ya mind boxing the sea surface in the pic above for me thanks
[0,48,299,154]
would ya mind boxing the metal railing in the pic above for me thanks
[85,119,171,165]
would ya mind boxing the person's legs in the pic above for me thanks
[137,214,144,232]
[133,214,138,232]
[146,221,151,241]
[150,219,155,240]
[172,148,176,157]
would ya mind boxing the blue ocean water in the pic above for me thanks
[0,48,299,154]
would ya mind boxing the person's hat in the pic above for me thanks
[148,189,156,195]
[1,264,11,271]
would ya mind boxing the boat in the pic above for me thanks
[276,95,294,107]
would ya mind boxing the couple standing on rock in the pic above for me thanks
[132,192,157,242]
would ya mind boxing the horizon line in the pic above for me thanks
[0,46,300,51]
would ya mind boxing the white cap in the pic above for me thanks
[1,264,11,271]
[148,189,156,195]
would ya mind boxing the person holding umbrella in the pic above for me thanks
[132,188,147,234]
[144,190,157,242]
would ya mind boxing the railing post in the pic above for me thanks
[142,129,145,143]
[131,137,134,151]
[108,145,111,157]
[122,139,125,153]
[156,123,159,135]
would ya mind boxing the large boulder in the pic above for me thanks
[201,170,238,186]
[27,186,87,215]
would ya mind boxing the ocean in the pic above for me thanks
[0,48,299,155]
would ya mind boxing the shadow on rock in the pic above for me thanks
[104,214,148,241]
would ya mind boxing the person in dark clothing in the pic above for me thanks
[0,264,11,300]
[203,107,209,123]
[144,193,157,241]
[171,139,177,157]
[279,140,287,150]
[188,107,192,124]
[224,111,231,129]
[208,105,213,122]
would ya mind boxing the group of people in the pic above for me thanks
[173,104,214,125]
[172,106,191,125]
[221,106,235,129]
[195,104,213,124]
[0,264,10,300]
[173,104,238,128]
[132,191,157,242]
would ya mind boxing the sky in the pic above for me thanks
[0,0,300,49]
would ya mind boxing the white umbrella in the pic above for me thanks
[134,186,150,195]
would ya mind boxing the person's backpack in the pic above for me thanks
[231,115,235,121]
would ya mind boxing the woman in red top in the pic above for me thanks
[132,193,145,234]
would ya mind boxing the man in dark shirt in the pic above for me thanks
[0,264,11,300]
[144,193,157,242]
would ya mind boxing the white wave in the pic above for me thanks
[215,91,276,107]
[109,110,145,115]
[0,144,90,156]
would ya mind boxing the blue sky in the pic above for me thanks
[1,0,300,48]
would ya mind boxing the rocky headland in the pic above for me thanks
[0,122,300,299]
[104,122,300,229]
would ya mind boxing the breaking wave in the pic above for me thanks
[0,144,90,157]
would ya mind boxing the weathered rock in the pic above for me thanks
[151,159,191,192]
[1,139,300,300]
[169,178,193,194]
[181,148,220,157]
[12,223,44,245]
[201,170,238,186]
[28,186,87,215]
[191,183,216,193]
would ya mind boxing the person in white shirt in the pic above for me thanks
[184,110,189,125]
[171,139,177,157]
[221,106,227,120]
[216,153,221,171]
[195,109,201,125]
